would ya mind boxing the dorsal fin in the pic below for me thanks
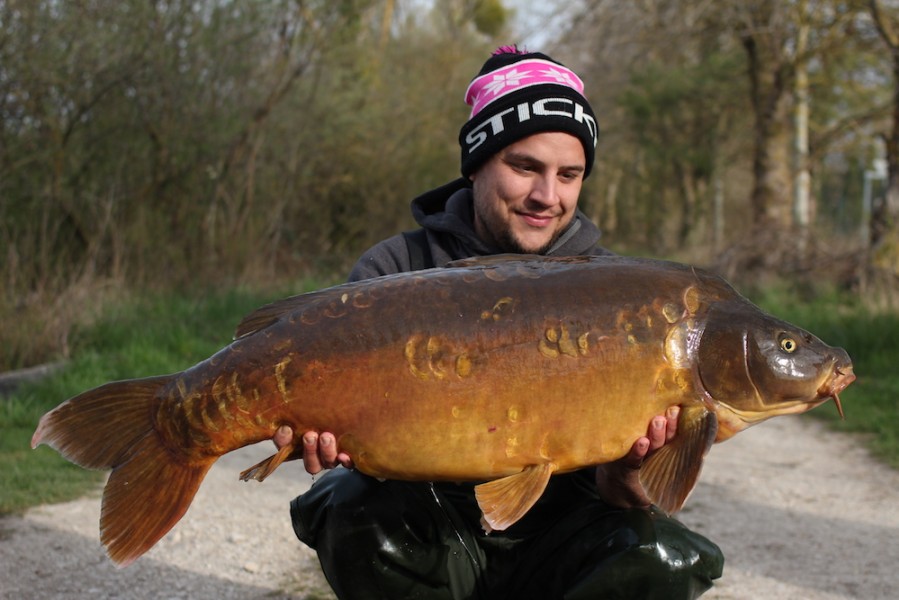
[233,284,355,339]
[233,294,314,339]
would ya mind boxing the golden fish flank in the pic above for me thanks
[481,296,516,321]
[662,302,682,324]
[405,334,473,380]
[211,373,256,429]
[274,356,292,401]
[30,254,855,567]
[619,304,662,345]
[539,324,591,359]
[166,375,259,455]
[505,434,520,458]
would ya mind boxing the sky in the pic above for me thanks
[505,0,574,48]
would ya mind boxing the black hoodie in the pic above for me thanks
[349,178,613,282]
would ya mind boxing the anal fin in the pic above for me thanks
[474,462,556,533]
[639,404,718,514]
[239,442,298,482]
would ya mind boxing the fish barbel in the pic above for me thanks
[32,255,854,566]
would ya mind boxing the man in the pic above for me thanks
[274,46,724,599]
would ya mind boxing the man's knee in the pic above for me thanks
[290,468,379,547]
[291,473,485,600]
[567,508,723,599]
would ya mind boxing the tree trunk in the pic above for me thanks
[869,0,899,275]
[743,33,793,230]
[793,5,812,260]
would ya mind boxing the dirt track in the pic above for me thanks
[2,415,897,599]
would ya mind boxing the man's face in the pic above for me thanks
[470,132,585,254]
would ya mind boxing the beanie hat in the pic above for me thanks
[459,45,599,179]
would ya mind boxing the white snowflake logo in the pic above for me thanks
[482,68,534,97]
[540,67,578,88]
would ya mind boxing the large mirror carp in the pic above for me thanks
[32,255,855,565]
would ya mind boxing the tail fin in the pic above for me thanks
[32,376,216,566]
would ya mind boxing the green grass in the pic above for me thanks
[0,282,327,514]
[753,287,899,468]
[2,279,897,514]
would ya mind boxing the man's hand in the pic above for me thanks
[594,406,680,509]
[272,425,354,474]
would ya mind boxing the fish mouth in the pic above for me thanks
[818,365,855,420]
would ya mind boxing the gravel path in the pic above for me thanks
[0,445,332,599]
[2,415,897,599]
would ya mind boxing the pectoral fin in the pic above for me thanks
[639,405,717,514]
[475,462,556,533]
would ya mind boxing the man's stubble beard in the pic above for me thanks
[494,226,555,256]
[474,202,557,256]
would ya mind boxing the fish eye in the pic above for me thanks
[779,336,798,353]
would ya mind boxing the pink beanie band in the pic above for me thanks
[465,58,586,119]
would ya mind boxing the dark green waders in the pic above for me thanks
[291,468,724,600]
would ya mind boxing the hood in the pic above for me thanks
[410,177,607,259]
